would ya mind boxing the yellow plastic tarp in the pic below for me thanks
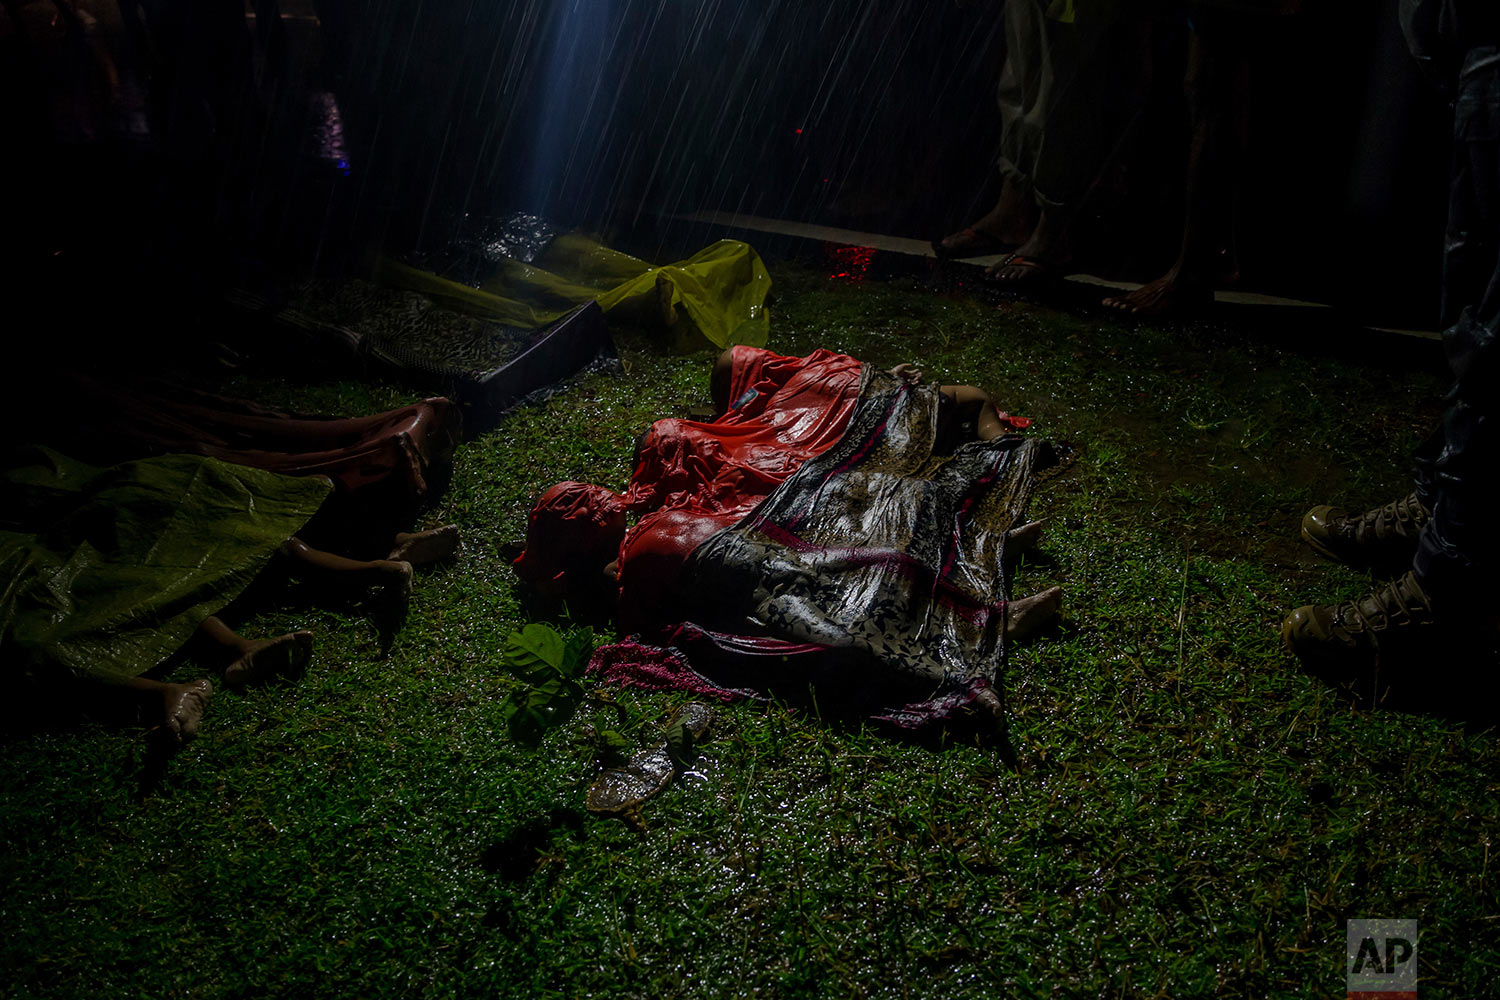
[378,235,771,349]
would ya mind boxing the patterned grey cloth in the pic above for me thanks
[675,368,1044,726]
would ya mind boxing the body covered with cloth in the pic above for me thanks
[514,347,1056,728]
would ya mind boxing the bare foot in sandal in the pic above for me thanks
[986,209,1070,283]
[988,254,1061,284]
[937,178,1035,257]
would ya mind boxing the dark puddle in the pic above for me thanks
[480,806,587,882]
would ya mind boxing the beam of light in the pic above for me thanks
[516,0,619,216]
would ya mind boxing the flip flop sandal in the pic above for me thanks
[931,227,1014,260]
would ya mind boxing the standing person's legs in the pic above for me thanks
[988,4,1127,281]
[1412,47,1500,619]
[1283,48,1500,666]
[1413,387,1496,615]
[1103,21,1239,315]
[938,0,1052,255]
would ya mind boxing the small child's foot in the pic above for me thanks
[1005,520,1045,553]
[1005,586,1063,640]
[387,525,461,567]
[223,631,314,689]
[157,679,213,745]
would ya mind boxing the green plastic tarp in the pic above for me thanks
[0,448,331,682]
[379,235,771,348]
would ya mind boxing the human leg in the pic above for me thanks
[1007,520,1045,553]
[1383,52,1499,626]
[987,4,1137,281]
[1284,47,1500,667]
[113,675,214,745]
[279,536,413,591]
[1006,586,1063,640]
[985,208,1071,282]
[1412,48,1500,614]
[279,536,413,648]
[939,0,1054,257]
[1103,26,1238,316]
[387,525,461,565]
[194,615,313,689]
[939,176,1037,256]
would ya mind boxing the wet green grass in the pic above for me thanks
[3,262,1497,998]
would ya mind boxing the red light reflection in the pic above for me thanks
[826,244,877,282]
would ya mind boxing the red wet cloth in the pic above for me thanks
[615,346,863,633]
[513,482,627,597]
[623,346,863,516]
[597,364,1046,729]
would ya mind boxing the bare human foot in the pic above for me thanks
[970,685,1005,722]
[987,254,1058,284]
[371,559,414,598]
[156,679,212,745]
[1101,269,1213,318]
[387,524,461,566]
[370,560,414,652]
[223,631,314,689]
[1005,520,1045,553]
[1004,585,1063,640]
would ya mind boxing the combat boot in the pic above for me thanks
[1281,570,1435,668]
[1300,492,1429,571]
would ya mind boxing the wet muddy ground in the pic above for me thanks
[3,249,1495,998]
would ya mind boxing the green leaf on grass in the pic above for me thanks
[561,626,596,678]
[502,623,567,681]
[596,729,632,754]
[664,717,695,769]
[499,623,597,748]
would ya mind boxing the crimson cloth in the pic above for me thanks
[597,348,1044,728]
[513,481,628,596]
[615,346,863,633]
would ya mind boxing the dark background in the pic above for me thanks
[1,0,1453,329]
